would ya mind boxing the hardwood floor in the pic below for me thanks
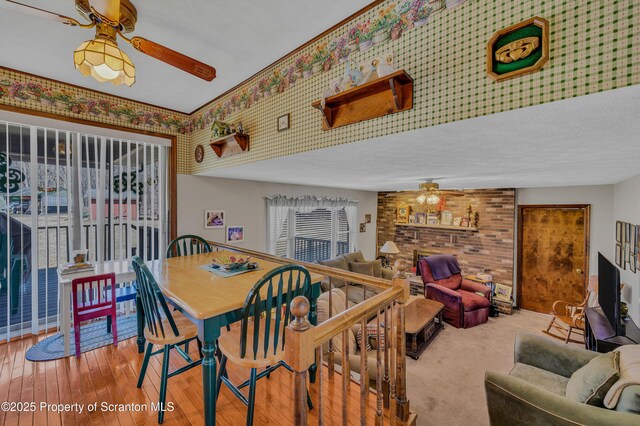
[0,335,392,425]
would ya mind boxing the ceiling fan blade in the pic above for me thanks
[3,0,84,26]
[128,36,216,81]
[89,0,120,24]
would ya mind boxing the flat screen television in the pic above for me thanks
[597,252,624,336]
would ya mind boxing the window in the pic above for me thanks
[267,195,357,262]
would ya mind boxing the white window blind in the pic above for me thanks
[266,195,357,262]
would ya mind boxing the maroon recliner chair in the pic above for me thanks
[418,255,491,329]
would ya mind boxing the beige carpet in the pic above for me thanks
[406,309,577,426]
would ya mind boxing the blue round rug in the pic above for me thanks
[26,315,138,361]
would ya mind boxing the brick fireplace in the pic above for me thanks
[376,189,516,286]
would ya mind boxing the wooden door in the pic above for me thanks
[518,205,590,313]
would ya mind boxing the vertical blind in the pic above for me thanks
[0,119,168,341]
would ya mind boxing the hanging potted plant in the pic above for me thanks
[269,69,283,95]
[86,99,101,116]
[391,15,407,40]
[25,82,44,101]
[410,0,432,28]
[301,55,314,78]
[52,90,74,108]
[39,89,55,106]
[372,5,395,44]
[347,27,360,53]
[358,21,373,52]
[311,43,328,74]
[0,86,7,100]
[67,100,86,114]
[335,37,350,64]
[9,82,29,102]
[294,57,305,79]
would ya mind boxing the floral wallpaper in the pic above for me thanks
[190,0,459,128]
[0,1,458,137]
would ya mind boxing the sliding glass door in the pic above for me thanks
[0,119,168,341]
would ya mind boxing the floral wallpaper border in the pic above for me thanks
[0,0,464,136]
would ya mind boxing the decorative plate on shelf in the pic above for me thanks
[195,144,204,163]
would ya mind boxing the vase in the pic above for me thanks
[372,29,390,44]
[359,39,373,52]
[303,69,313,78]
[263,89,271,98]
[40,98,54,107]
[270,86,278,95]
[348,39,359,53]
[54,100,67,109]
[119,114,128,122]
[414,17,428,28]
[108,112,118,120]
[324,61,332,72]
[312,62,323,74]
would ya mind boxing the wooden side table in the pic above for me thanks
[405,297,444,359]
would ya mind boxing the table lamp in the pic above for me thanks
[380,241,400,267]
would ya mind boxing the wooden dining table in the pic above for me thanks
[141,251,325,426]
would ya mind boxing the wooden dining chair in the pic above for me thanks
[216,264,313,426]
[131,256,202,424]
[165,234,211,258]
[71,273,118,358]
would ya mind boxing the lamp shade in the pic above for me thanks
[380,241,400,254]
[74,38,135,86]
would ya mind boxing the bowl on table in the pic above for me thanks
[211,255,252,271]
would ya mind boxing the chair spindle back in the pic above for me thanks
[165,235,211,258]
[72,273,116,315]
[239,264,311,361]
[131,256,179,339]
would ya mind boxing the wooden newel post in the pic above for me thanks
[285,296,316,426]
[393,263,411,424]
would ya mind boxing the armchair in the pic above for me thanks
[485,332,639,425]
[545,275,598,343]
[419,255,491,328]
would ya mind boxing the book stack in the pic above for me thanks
[59,262,95,276]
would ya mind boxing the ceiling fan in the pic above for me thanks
[386,179,465,206]
[4,0,216,86]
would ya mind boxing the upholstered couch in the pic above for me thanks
[418,255,491,328]
[485,333,639,425]
[317,251,393,304]
[317,288,379,386]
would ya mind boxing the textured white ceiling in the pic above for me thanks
[0,0,371,112]
[200,85,640,191]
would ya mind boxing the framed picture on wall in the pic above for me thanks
[396,204,410,223]
[615,243,623,268]
[440,211,453,226]
[616,221,623,243]
[204,210,225,229]
[416,212,426,224]
[629,250,637,273]
[226,225,245,243]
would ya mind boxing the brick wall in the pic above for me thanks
[376,189,516,286]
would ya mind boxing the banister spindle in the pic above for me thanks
[286,296,314,426]
[328,277,334,378]
[389,301,397,424]
[316,346,324,425]
[383,304,390,408]
[375,309,383,426]
[342,328,350,425]
[359,317,368,426]
[393,273,411,423]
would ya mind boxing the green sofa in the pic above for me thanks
[484,332,639,425]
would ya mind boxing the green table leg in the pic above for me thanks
[199,317,222,426]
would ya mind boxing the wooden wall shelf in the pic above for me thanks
[311,70,413,130]
[209,133,250,158]
[395,223,478,232]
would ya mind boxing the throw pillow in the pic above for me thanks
[355,324,386,352]
[349,261,374,276]
[343,251,365,264]
[566,351,620,406]
[318,256,348,288]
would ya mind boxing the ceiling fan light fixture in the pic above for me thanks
[416,194,427,204]
[74,38,135,86]
[425,193,441,205]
